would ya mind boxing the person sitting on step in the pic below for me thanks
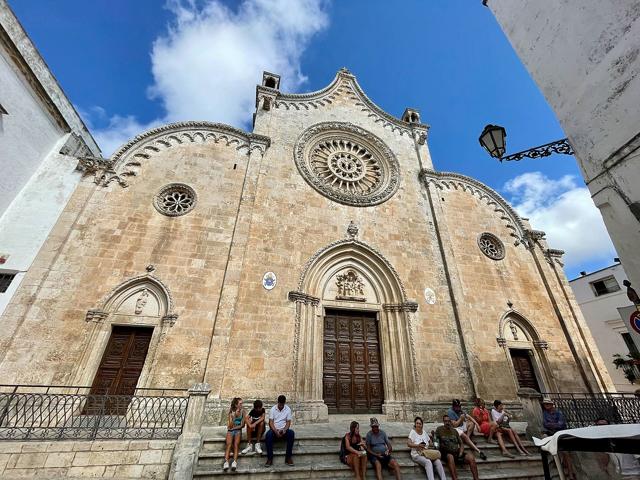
[434,414,479,480]
[471,397,498,445]
[264,395,295,467]
[447,399,487,460]
[223,397,246,472]
[241,399,265,455]
[491,400,530,457]
[366,417,402,480]
[340,420,368,480]
[407,416,446,480]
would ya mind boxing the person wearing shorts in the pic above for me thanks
[365,417,401,480]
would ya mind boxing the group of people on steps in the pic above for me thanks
[222,396,540,479]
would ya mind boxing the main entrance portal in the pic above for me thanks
[323,309,383,413]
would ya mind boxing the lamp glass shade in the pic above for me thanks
[479,124,507,158]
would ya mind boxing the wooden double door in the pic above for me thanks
[510,349,541,391]
[88,326,153,414]
[323,309,383,413]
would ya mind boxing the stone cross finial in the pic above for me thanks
[347,221,358,239]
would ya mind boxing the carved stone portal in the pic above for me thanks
[336,269,366,302]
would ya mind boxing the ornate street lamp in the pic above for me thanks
[478,124,574,162]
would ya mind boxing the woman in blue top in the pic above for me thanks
[223,397,246,472]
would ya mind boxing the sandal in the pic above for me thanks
[502,451,515,458]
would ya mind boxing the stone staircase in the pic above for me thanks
[192,416,546,479]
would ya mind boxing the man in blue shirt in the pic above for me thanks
[447,399,486,460]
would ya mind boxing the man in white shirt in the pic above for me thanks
[265,395,295,466]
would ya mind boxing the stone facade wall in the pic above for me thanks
[0,440,174,479]
[0,70,612,424]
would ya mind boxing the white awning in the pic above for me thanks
[533,424,640,456]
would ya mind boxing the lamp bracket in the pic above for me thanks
[500,138,574,162]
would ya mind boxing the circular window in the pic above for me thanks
[153,183,197,216]
[294,122,400,206]
[478,232,505,260]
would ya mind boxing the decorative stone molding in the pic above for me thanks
[496,337,507,347]
[534,340,549,350]
[420,169,528,246]
[85,309,108,323]
[297,238,407,299]
[109,122,270,168]
[287,291,320,306]
[272,68,429,138]
[346,221,359,239]
[153,183,198,217]
[188,382,212,396]
[162,313,179,327]
[544,248,566,267]
[383,301,419,312]
[294,122,401,207]
[478,232,505,260]
[76,155,141,188]
[335,269,366,301]
[526,229,546,241]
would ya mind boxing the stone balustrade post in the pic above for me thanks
[516,388,543,439]
[169,383,211,480]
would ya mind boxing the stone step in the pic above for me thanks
[193,461,545,480]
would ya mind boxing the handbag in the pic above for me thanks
[421,449,441,461]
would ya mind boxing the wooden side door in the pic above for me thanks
[510,349,541,391]
[88,326,153,414]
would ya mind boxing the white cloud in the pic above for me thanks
[503,172,616,268]
[88,0,329,156]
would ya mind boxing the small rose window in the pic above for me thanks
[478,232,505,260]
[153,183,197,217]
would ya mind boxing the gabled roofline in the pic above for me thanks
[264,68,430,136]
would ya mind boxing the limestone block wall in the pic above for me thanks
[0,126,261,389]
[0,439,174,479]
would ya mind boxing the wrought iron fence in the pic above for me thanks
[541,392,640,428]
[0,385,189,441]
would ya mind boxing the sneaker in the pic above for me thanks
[241,444,253,455]
[222,460,229,471]
[255,443,263,455]
[231,460,237,471]
[285,457,294,466]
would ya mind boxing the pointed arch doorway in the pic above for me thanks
[289,236,418,421]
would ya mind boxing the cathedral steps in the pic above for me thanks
[193,421,546,479]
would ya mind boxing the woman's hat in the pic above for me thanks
[541,397,555,405]
[370,417,380,427]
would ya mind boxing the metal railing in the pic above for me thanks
[541,392,640,428]
[0,385,189,441]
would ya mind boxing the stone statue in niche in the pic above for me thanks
[135,289,149,315]
[508,320,519,340]
[336,269,366,302]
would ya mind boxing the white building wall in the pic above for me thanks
[0,42,63,216]
[485,1,640,292]
[0,0,100,316]
[570,264,636,392]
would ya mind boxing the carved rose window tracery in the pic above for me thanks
[153,183,197,217]
[478,232,505,260]
[294,122,400,206]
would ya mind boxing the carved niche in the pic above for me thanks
[334,269,367,302]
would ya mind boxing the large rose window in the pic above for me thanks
[294,123,400,206]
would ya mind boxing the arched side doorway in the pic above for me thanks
[73,268,178,395]
[288,234,418,421]
[497,310,556,393]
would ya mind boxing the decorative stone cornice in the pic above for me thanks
[85,309,108,323]
[420,169,528,246]
[383,301,419,312]
[288,291,320,306]
[76,155,141,188]
[544,248,565,267]
[272,69,429,137]
[526,229,546,241]
[110,121,271,165]
[534,340,549,350]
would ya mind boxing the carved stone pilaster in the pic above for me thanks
[288,291,320,306]
[85,309,107,323]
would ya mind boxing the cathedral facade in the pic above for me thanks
[0,69,613,423]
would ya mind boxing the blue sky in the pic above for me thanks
[11,0,616,279]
